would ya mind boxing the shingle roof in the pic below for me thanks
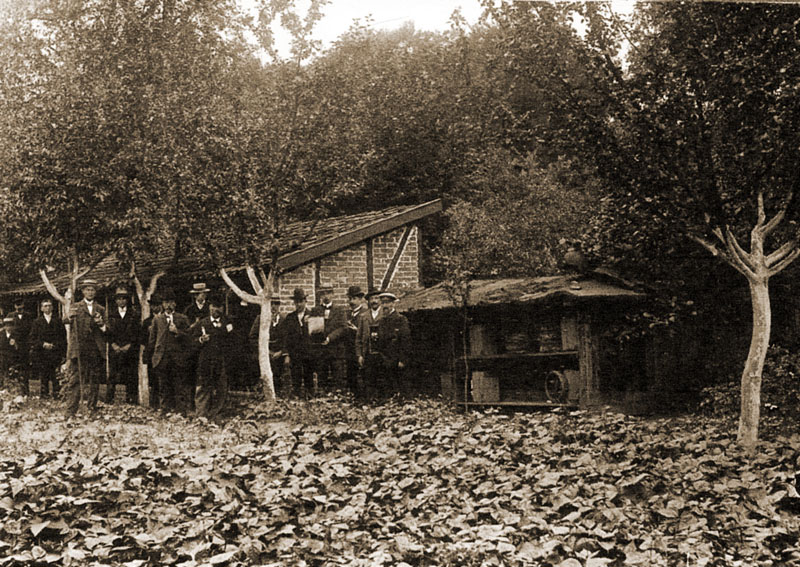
[1,199,443,297]
[397,273,644,313]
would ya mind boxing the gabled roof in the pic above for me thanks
[397,273,644,313]
[1,199,443,297]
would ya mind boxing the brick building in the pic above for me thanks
[0,199,442,314]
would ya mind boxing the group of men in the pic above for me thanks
[0,278,412,414]
[258,284,411,399]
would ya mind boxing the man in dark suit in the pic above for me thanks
[141,294,161,406]
[343,286,366,397]
[107,286,140,404]
[183,282,210,409]
[0,316,22,383]
[10,298,34,395]
[183,282,210,324]
[311,284,349,392]
[64,278,108,416]
[248,297,286,395]
[28,297,66,398]
[280,288,314,398]
[190,293,234,418]
[356,289,384,398]
[376,291,411,397]
[147,288,191,413]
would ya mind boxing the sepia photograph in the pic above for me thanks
[0,0,799,565]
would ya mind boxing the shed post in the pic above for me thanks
[578,310,600,406]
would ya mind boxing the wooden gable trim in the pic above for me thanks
[277,199,442,272]
[380,225,413,291]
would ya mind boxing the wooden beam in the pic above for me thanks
[380,226,413,291]
[279,200,442,272]
[366,239,374,291]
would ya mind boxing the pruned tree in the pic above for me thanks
[485,1,800,449]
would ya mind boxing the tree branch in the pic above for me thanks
[39,269,67,305]
[220,268,260,304]
[762,191,793,237]
[756,191,766,227]
[725,226,757,274]
[245,264,263,295]
[258,265,271,295]
[769,247,800,277]
[766,238,799,268]
[146,271,165,302]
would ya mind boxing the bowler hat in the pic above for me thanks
[208,293,224,307]
[160,288,177,302]
[189,282,211,294]
[13,298,24,306]
[114,286,131,297]
[292,288,307,302]
[365,288,381,299]
[347,285,364,298]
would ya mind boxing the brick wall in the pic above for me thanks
[275,225,421,311]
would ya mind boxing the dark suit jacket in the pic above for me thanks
[108,307,141,363]
[147,311,191,369]
[356,307,383,359]
[376,309,411,366]
[69,300,107,361]
[279,309,312,361]
[249,312,285,355]
[184,301,210,325]
[310,302,349,359]
[10,311,33,360]
[191,315,235,366]
[0,329,22,372]
[28,314,66,367]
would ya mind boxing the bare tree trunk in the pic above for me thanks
[738,278,770,449]
[220,265,278,404]
[258,300,276,402]
[132,268,164,406]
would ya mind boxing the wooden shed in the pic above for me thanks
[397,273,644,408]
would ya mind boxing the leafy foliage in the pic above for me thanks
[1,395,799,566]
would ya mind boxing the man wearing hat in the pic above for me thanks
[344,285,366,396]
[10,298,33,395]
[183,282,210,409]
[310,284,349,393]
[184,282,211,324]
[146,288,192,413]
[0,315,22,383]
[141,293,161,405]
[375,291,411,397]
[248,296,286,394]
[64,278,109,416]
[107,285,140,404]
[280,288,315,397]
[28,297,66,398]
[356,288,384,397]
[191,293,234,418]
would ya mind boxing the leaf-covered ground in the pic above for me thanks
[1,391,799,567]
